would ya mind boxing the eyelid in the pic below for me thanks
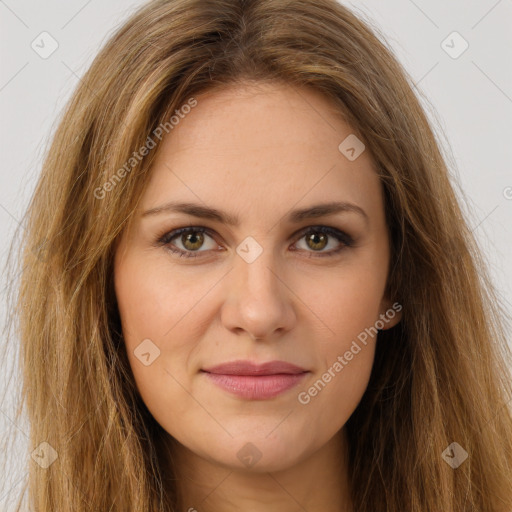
[156,224,355,259]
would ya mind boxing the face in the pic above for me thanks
[114,81,401,473]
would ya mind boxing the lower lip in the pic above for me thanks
[202,372,308,400]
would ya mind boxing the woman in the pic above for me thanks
[5,0,512,510]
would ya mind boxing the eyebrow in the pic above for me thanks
[141,200,369,226]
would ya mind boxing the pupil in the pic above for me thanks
[184,232,202,249]
[309,233,326,250]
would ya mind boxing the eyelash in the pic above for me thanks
[155,225,355,259]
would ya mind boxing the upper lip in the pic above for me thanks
[202,360,308,376]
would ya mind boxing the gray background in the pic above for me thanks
[1,0,511,508]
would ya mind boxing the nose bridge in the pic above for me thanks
[221,235,295,339]
[235,235,282,300]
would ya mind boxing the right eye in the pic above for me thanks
[157,226,220,258]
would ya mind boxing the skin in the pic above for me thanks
[114,81,402,511]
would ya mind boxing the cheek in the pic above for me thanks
[297,342,376,442]
[113,260,202,441]
[294,270,383,416]
[292,262,385,423]
[113,253,196,394]
[114,251,218,350]
[299,261,386,345]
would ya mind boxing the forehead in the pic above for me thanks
[139,82,383,223]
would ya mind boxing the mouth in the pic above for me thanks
[201,360,309,400]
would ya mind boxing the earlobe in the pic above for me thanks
[378,299,403,330]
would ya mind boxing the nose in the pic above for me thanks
[220,246,297,342]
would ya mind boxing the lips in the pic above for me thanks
[202,360,308,376]
[201,360,309,400]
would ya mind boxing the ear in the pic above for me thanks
[377,297,403,330]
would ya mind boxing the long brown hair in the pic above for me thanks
[3,0,512,510]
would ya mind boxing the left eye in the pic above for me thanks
[157,226,354,259]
